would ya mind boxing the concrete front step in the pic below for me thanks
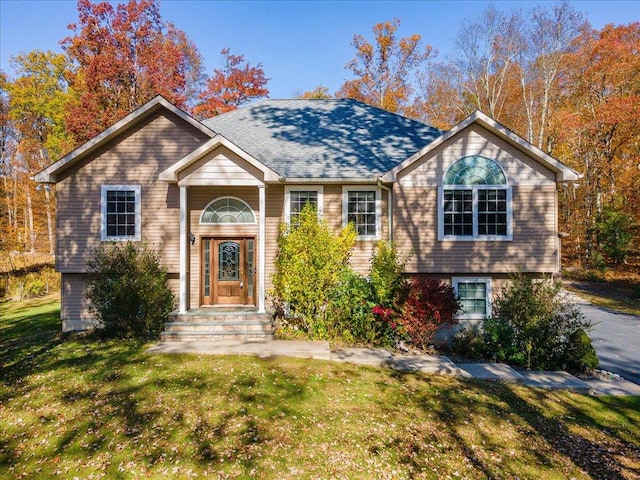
[162,310,273,342]
[164,321,272,333]
[168,312,272,323]
[160,331,273,342]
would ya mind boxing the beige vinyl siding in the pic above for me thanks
[395,185,558,274]
[55,110,210,274]
[394,123,559,275]
[61,274,96,332]
[322,184,388,275]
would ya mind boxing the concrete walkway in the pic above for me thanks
[148,340,640,396]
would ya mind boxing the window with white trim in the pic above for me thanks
[453,277,492,319]
[101,185,141,241]
[284,186,323,226]
[439,156,512,241]
[342,186,381,239]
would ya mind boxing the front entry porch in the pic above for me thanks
[159,137,277,316]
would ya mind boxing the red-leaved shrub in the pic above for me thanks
[400,278,461,349]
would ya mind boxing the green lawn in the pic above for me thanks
[1,295,639,479]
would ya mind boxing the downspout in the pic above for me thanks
[377,179,393,243]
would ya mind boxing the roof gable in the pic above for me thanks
[33,96,215,183]
[159,133,280,184]
[382,111,580,183]
[203,99,442,180]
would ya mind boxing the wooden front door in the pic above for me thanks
[202,238,255,306]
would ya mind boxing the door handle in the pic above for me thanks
[240,281,244,289]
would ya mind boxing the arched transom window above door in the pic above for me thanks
[439,156,512,241]
[200,197,256,224]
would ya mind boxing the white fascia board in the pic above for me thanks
[33,95,215,183]
[382,110,582,183]
[159,133,280,183]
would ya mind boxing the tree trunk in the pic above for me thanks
[26,188,35,253]
[44,187,54,255]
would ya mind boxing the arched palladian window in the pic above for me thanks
[200,197,256,224]
[443,155,507,186]
[439,155,512,240]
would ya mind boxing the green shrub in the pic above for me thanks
[85,241,175,340]
[326,269,396,346]
[369,241,410,308]
[588,251,607,274]
[596,205,635,265]
[481,315,519,363]
[488,273,596,371]
[271,204,357,333]
[451,325,487,360]
[563,328,599,373]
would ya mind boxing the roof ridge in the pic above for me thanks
[205,97,438,130]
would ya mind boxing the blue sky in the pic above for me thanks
[1,0,638,98]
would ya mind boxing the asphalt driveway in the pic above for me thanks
[569,293,640,385]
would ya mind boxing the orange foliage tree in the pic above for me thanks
[337,19,433,115]
[297,85,332,99]
[552,22,640,264]
[193,48,269,118]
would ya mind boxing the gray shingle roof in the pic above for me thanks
[202,99,441,179]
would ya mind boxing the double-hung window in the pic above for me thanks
[439,156,512,240]
[285,186,323,226]
[101,185,141,241]
[343,186,380,239]
[453,277,492,319]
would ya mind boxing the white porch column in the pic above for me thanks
[179,186,188,313]
[258,185,266,313]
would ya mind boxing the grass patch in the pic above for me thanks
[2,296,639,479]
[563,276,640,316]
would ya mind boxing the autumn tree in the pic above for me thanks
[417,1,586,140]
[553,22,640,264]
[193,48,269,118]
[409,63,468,129]
[0,73,15,253]
[337,19,433,115]
[517,1,587,148]
[6,51,74,160]
[452,5,526,122]
[2,51,74,254]
[297,85,332,99]
[62,0,204,142]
